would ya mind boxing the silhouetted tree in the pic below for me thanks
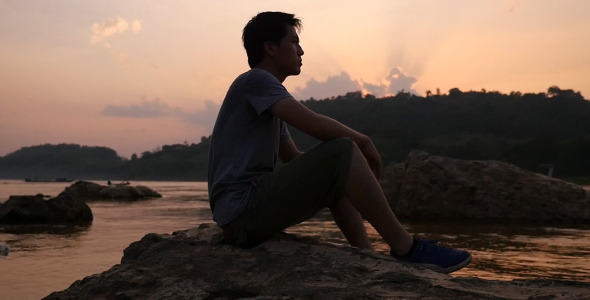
[2,86,590,181]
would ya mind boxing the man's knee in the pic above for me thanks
[329,137,353,148]
[321,137,353,157]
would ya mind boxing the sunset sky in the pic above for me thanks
[1,0,589,158]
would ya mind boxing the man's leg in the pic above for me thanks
[330,196,373,249]
[224,138,355,248]
[344,143,414,256]
[342,143,471,274]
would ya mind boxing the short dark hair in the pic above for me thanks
[242,12,302,68]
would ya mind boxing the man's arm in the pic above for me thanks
[269,97,382,178]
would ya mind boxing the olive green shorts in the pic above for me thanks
[222,137,353,248]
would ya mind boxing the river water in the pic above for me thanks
[0,180,588,299]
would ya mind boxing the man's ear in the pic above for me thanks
[263,41,277,57]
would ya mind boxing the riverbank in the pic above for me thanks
[2,180,589,299]
[44,223,590,300]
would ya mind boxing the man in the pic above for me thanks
[208,11,471,273]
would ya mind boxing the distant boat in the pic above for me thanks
[24,177,74,183]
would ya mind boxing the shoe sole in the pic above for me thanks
[438,254,472,274]
[395,254,472,274]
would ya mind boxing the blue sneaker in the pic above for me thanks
[390,237,472,274]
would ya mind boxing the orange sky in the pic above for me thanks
[1,0,589,158]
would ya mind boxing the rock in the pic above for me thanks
[0,194,93,224]
[381,150,590,224]
[43,223,589,299]
[59,181,162,201]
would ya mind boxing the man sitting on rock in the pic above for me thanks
[207,11,471,273]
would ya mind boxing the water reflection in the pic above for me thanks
[1,224,90,255]
[0,223,91,235]
[1,180,589,300]
[287,210,590,282]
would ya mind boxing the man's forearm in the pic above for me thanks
[308,114,370,147]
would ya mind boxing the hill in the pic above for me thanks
[290,86,590,180]
[1,86,589,182]
[0,138,210,181]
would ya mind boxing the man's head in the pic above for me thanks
[242,12,303,69]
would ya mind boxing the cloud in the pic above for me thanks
[362,82,388,97]
[180,101,221,132]
[291,67,420,100]
[103,98,176,118]
[90,16,138,45]
[292,72,363,100]
[360,67,419,96]
[102,98,220,132]
[131,20,143,33]
[90,16,144,66]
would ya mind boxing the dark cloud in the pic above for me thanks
[102,98,220,132]
[363,82,387,97]
[291,67,420,100]
[292,72,363,100]
[103,97,176,118]
[385,67,418,95]
[362,67,419,97]
[179,101,220,132]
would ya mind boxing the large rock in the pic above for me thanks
[381,150,590,224]
[59,181,161,201]
[0,194,93,224]
[43,223,589,299]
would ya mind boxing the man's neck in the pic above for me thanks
[253,62,287,83]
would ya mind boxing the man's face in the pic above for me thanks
[273,25,304,77]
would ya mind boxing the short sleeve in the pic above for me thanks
[246,69,293,115]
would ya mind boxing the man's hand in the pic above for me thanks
[355,135,382,179]
[270,97,383,178]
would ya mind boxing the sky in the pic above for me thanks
[1,0,589,158]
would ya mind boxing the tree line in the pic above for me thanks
[0,138,211,181]
[0,86,588,182]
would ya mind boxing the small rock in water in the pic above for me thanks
[0,244,9,256]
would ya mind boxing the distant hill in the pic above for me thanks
[0,144,123,180]
[289,86,590,179]
[1,86,589,181]
[0,138,210,181]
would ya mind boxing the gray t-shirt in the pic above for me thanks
[208,68,292,226]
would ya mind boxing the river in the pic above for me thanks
[0,180,588,299]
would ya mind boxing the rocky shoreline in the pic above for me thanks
[381,151,589,225]
[0,194,92,225]
[0,181,162,226]
[59,180,162,201]
[9,152,589,299]
[44,223,589,299]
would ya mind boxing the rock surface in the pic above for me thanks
[381,151,590,224]
[44,223,589,300]
[59,181,162,201]
[0,194,93,224]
